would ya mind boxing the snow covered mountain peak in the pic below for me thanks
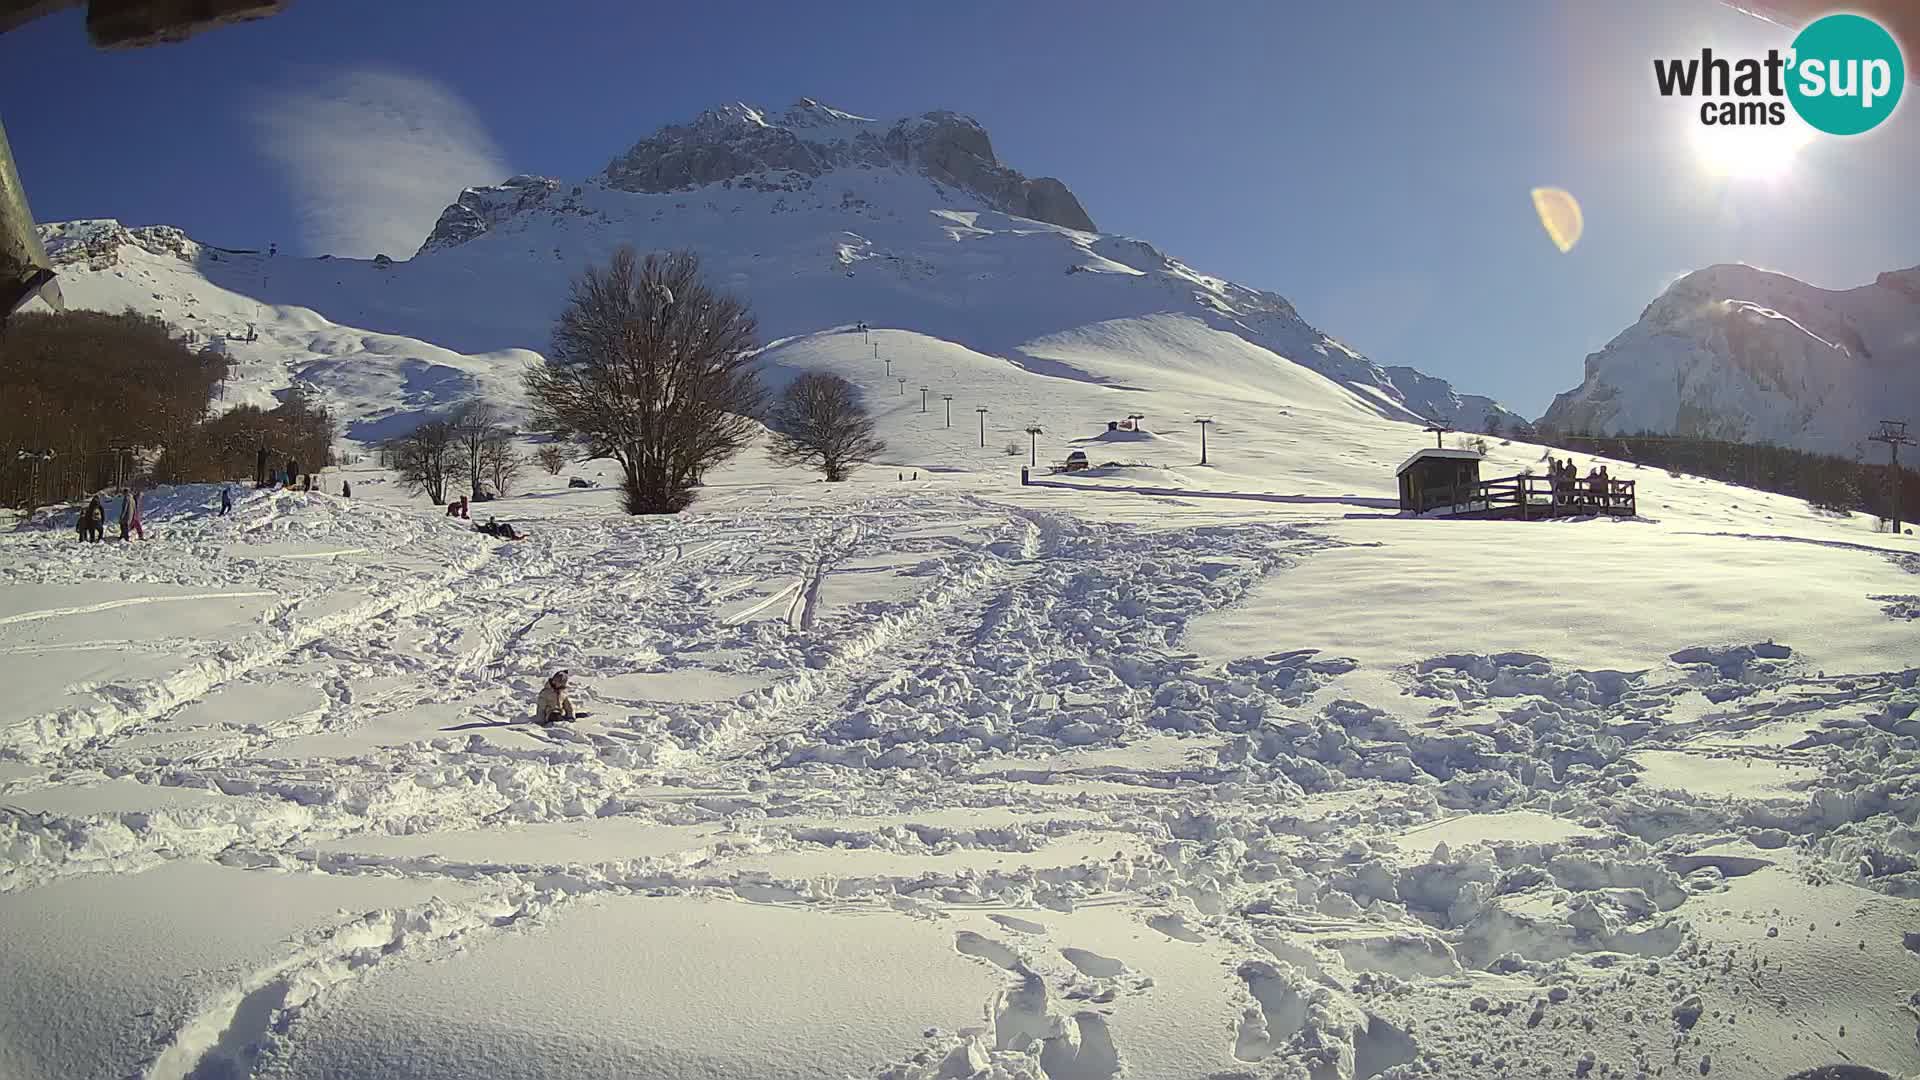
[1541,261,1920,452]
[417,100,1096,255]
[591,100,1097,233]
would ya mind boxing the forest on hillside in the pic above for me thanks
[0,310,336,511]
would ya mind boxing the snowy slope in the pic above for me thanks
[36,100,1527,441]
[1541,262,1920,454]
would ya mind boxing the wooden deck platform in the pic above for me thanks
[1413,473,1636,519]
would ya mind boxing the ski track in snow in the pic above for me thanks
[1,481,1918,1080]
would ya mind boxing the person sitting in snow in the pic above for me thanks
[477,517,523,541]
[536,671,575,725]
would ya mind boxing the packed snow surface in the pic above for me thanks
[2,412,1916,1079]
[7,99,1917,1080]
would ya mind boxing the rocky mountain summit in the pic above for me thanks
[1541,262,1920,453]
[421,100,1094,256]
[599,100,1095,231]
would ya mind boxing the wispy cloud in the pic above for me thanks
[254,70,510,258]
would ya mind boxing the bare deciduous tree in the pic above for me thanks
[766,372,886,482]
[386,420,455,505]
[449,401,515,499]
[533,445,570,475]
[485,441,525,497]
[525,248,762,514]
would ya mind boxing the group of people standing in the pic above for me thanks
[1547,457,1612,507]
[74,489,142,542]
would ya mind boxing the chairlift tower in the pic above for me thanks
[16,448,55,512]
[976,406,989,448]
[1025,426,1044,467]
[942,394,954,428]
[1193,418,1215,465]
[1869,419,1915,533]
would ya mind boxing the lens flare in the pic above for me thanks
[1530,187,1583,253]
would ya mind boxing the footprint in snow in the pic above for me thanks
[955,931,1022,972]
[1147,913,1204,943]
[1060,947,1126,979]
[989,914,1047,935]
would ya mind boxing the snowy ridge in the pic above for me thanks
[1541,261,1920,453]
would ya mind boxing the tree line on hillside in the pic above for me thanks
[0,309,335,511]
[1534,427,1916,529]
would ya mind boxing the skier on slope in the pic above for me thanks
[536,670,576,725]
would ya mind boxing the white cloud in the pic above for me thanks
[254,70,510,259]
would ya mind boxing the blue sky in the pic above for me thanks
[2,0,1915,415]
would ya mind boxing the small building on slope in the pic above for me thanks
[1396,447,1485,514]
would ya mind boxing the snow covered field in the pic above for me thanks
[8,100,1918,1080]
[3,413,1917,1079]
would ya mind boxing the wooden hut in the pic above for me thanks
[1396,447,1485,513]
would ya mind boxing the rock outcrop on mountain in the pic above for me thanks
[1540,263,1920,454]
[592,100,1096,234]
[418,175,564,256]
[40,220,199,268]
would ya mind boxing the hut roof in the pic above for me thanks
[1395,446,1485,475]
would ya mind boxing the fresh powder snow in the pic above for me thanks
[2,99,1918,1080]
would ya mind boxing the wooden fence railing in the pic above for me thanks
[1418,474,1635,518]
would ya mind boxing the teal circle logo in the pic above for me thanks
[1787,13,1905,135]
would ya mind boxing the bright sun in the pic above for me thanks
[1691,120,1816,181]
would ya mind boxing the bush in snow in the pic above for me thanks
[386,419,456,505]
[533,445,570,475]
[1005,441,1022,457]
[526,248,762,514]
[765,372,886,482]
